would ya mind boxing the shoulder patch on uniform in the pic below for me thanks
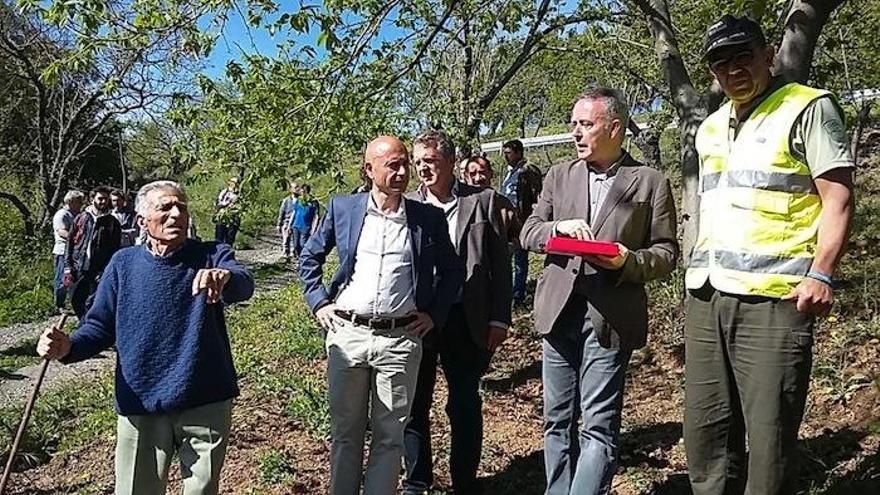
[822,118,846,142]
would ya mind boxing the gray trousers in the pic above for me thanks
[115,399,233,495]
[326,315,423,495]
[684,286,813,495]
[542,295,631,495]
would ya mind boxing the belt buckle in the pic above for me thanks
[368,316,383,329]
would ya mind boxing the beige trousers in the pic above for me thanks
[325,317,423,495]
[114,399,233,495]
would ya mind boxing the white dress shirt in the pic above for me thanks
[335,196,418,318]
[424,191,459,250]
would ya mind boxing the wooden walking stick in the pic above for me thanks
[0,314,69,494]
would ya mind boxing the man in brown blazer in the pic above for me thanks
[404,129,512,494]
[520,88,678,495]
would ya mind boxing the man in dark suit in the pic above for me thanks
[299,136,465,495]
[520,88,678,495]
[403,130,512,495]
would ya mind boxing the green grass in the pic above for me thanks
[228,282,329,438]
[250,261,290,283]
[0,284,54,328]
[283,372,331,437]
[0,372,115,471]
[0,337,41,374]
[258,448,297,486]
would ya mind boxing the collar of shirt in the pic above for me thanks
[430,193,459,214]
[366,193,407,224]
[587,152,626,180]
[86,205,110,218]
[418,183,459,217]
[417,181,461,200]
[146,238,185,258]
[507,158,527,173]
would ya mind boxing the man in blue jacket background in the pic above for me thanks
[299,135,464,495]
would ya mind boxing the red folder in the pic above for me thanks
[545,237,620,257]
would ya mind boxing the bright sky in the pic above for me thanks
[204,4,326,79]
[204,0,586,80]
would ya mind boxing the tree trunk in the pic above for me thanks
[774,0,846,83]
[118,130,129,194]
[627,119,662,169]
[635,0,705,264]
[0,192,35,237]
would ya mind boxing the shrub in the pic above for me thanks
[258,449,296,486]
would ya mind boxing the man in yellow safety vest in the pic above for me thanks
[684,15,855,495]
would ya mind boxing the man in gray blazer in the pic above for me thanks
[404,129,512,494]
[520,88,678,495]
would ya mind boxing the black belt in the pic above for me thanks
[334,310,417,330]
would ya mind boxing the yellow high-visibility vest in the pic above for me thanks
[686,82,830,298]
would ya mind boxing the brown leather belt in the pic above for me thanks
[334,310,417,330]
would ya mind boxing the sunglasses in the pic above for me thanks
[709,49,755,73]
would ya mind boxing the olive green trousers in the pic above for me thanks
[684,286,813,495]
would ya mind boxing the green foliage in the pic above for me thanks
[0,203,55,326]
[0,282,54,328]
[810,0,880,95]
[172,53,396,199]
[0,337,41,374]
[123,119,193,185]
[0,372,115,471]
[258,449,297,486]
[483,44,583,140]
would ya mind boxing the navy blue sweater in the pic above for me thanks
[63,240,254,415]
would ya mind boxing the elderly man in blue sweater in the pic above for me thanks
[38,180,254,495]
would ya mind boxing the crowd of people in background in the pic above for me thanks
[52,186,130,317]
[36,13,857,495]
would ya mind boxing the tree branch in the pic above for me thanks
[774,0,846,82]
[357,0,460,104]
[0,191,35,237]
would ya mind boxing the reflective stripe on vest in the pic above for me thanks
[689,250,812,275]
[701,170,818,194]
[686,82,830,298]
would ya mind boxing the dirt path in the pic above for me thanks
[0,235,294,410]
